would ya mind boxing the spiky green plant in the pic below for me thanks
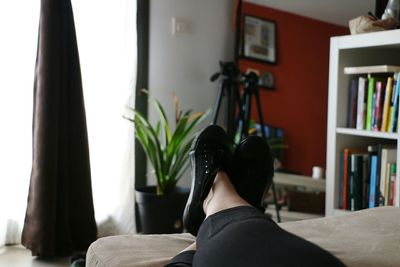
[124,90,210,195]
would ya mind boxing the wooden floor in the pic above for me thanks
[0,246,70,267]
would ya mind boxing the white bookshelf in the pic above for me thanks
[326,29,400,216]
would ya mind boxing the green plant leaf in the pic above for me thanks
[155,121,161,137]
[154,99,172,146]
[165,115,189,169]
[132,111,166,182]
[165,109,209,173]
[169,139,193,181]
[180,109,211,141]
[134,117,162,181]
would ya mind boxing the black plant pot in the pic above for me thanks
[135,186,190,234]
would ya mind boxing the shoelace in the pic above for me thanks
[201,143,224,175]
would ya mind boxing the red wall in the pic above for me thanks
[241,4,348,176]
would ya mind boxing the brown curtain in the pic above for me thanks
[22,0,97,258]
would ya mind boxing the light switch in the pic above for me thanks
[172,17,191,35]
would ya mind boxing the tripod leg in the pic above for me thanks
[211,80,225,125]
[233,90,246,143]
[232,83,242,130]
[254,90,281,223]
[241,91,251,140]
[254,90,267,139]
[226,81,236,141]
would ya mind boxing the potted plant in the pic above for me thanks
[124,90,209,233]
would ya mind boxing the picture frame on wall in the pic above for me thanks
[241,15,276,64]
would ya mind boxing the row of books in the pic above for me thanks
[339,144,397,211]
[347,73,400,133]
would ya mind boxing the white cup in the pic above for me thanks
[312,166,325,179]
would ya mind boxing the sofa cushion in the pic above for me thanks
[87,206,400,267]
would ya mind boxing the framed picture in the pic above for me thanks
[241,15,276,64]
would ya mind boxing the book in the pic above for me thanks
[372,81,385,131]
[366,76,376,130]
[349,154,366,211]
[343,149,349,210]
[356,77,367,130]
[362,150,370,209]
[389,163,396,206]
[343,149,350,210]
[387,75,397,131]
[375,144,385,207]
[361,154,368,209]
[338,151,344,209]
[379,146,396,205]
[389,73,400,132]
[365,145,378,208]
[384,163,392,206]
[348,78,358,128]
[369,155,378,208]
[342,147,367,210]
[371,90,377,131]
[381,77,393,132]
[349,154,357,211]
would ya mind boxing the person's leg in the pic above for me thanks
[179,242,196,252]
[165,242,197,267]
[194,196,347,267]
[169,132,274,267]
[191,139,346,267]
[203,171,250,218]
[176,168,346,267]
[169,128,346,267]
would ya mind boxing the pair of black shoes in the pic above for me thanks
[183,125,274,236]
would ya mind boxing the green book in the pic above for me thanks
[366,76,375,130]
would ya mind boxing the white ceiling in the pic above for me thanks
[244,0,376,26]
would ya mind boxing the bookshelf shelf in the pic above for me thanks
[326,29,400,216]
[336,128,398,140]
[344,65,400,75]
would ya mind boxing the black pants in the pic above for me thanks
[166,206,346,267]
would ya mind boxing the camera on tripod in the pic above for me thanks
[210,62,269,141]
[210,62,241,83]
[241,71,259,90]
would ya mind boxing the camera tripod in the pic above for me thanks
[234,72,281,222]
[211,65,281,222]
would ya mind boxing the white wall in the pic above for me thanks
[148,0,235,187]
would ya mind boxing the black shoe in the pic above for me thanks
[183,125,233,236]
[228,135,274,211]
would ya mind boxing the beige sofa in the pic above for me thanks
[86,207,400,267]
